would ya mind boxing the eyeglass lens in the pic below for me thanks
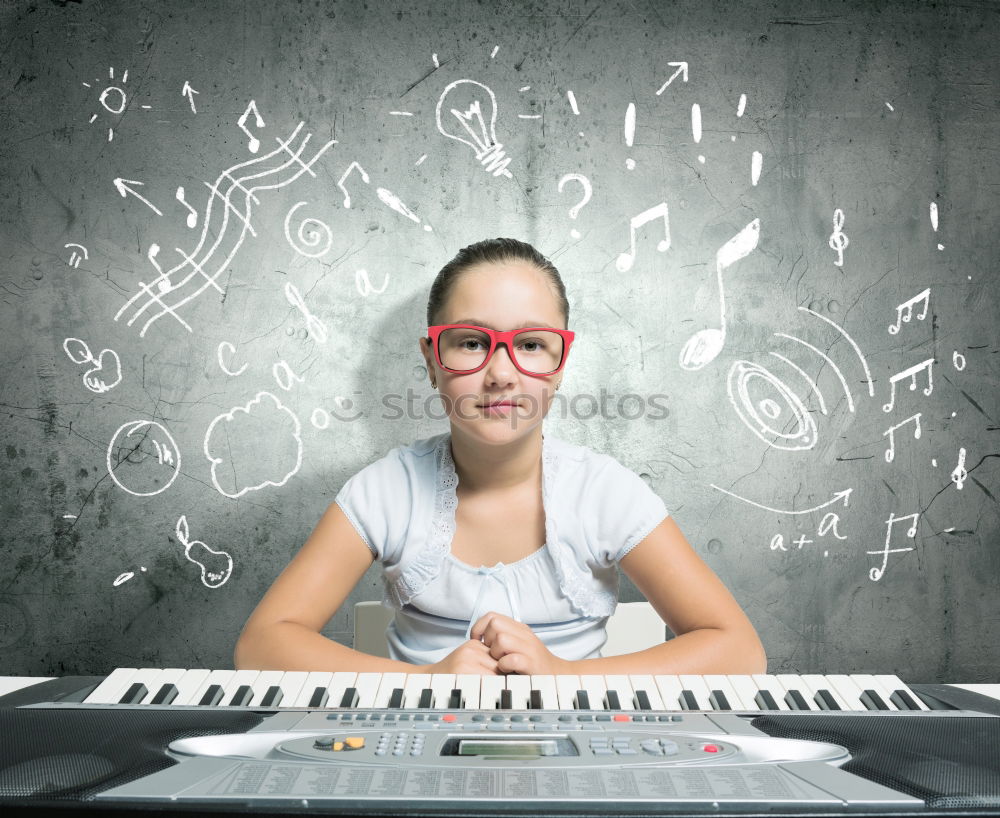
[438,328,564,375]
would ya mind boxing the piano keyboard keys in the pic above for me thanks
[80,669,934,714]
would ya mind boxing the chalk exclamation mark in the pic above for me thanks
[733,93,746,142]
[930,201,943,250]
[624,102,636,170]
[692,103,704,163]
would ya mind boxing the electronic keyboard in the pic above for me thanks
[67,668,939,712]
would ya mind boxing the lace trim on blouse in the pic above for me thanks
[386,433,616,618]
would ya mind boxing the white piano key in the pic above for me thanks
[352,672,382,709]
[823,674,870,711]
[325,671,358,708]
[851,674,901,710]
[603,675,635,710]
[528,675,559,710]
[479,675,506,709]
[702,674,745,711]
[653,674,686,710]
[170,669,212,705]
[244,670,287,706]
[84,667,139,704]
[555,673,582,710]
[140,668,188,704]
[504,675,532,709]
[628,674,665,710]
[578,674,608,709]
[218,669,261,705]
[750,674,791,710]
[402,673,433,709]
[876,673,929,710]
[726,675,765,711]
[797,674,850,710]
[775,673,816,710]
[292,671,333,707]
[454,673,482,709]
[429,674,456,708]
[188,669,237,706]
[374,672,407,708]
[678,674,713,710]
[111,668,170,703]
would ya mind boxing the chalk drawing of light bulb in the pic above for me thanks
[435,79,513,178]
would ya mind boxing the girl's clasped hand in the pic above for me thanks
[423,611,568,676]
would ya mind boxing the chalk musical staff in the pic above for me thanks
[888,287,930,334]
[115,121,335,337]
[883,412,921,463]
[868,511,918,582]
[882,358,935,413]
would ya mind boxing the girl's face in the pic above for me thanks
[419,259,567,444]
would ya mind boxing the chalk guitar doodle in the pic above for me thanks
[115,119,335,337]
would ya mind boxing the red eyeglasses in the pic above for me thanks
[427,324,575,376]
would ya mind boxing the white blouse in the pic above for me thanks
[334,430,670,667]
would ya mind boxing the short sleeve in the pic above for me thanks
[588,457,670,567]
[334,448,412,561]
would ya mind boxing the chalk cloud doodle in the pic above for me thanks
[203,391,303,499]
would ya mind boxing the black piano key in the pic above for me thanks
[339,687,360,708]
[149,683,178,705]
[198,684,224,706]
[418,689,434,709]
[754,690,779,710]
[679,690,700,710]
[784,689,811,710]
[388,688,404,709]
[574,689,591,710]
[604,690,622,710]
[634,690,652,710]
[814,689,841,711]
[307,686,329,708]
[119,682,148,704]
[499,689,513,710]
[260,685,284,707]
[529,689,544,710]
[890,689,921,710]
[228,684,254,706]
[860,689,889,711]
[709,690,732,711]
[448,688,464,709]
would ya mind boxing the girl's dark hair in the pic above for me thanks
[426,238,570,329]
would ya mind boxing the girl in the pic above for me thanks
[234,238,766,677]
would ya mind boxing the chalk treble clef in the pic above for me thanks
[829,208,849,267]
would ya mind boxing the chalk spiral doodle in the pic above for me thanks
[283,201,333,258]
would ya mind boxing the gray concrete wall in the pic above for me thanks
[0,0,997,680]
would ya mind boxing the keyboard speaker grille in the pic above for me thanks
[0,708,264,800]
[752,714,1000,808]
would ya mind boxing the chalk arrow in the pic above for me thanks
[113,178,164,216]
[181,80,199,114]
[709,484,852,515]
[656,62,689,95]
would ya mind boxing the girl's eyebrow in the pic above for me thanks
[451,318,556,329]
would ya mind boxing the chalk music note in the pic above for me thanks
[338,161,370,208]
[882,357,934,413]
[146,243,172,294]
[951,447,968,490]
[883,412,921,463]
[175,186,198,228]
[829,208,848,266]
[867,511,918,582]
[679,218,761,371]
[888,287,930,334]
[616,202,670,272]
[237,100,265,153]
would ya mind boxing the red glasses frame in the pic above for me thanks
[427,324,575,376]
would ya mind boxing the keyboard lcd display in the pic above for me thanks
[458,739,559,757]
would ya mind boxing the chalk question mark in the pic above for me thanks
[558,173,592,239]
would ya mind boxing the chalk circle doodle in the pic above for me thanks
[727,360,818,451]
[204,391,302,499]
[284,201,333,258]
[62,338,123,394]
[106,420,181,497]
[176,515,233,589]
[310,408,331,429]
